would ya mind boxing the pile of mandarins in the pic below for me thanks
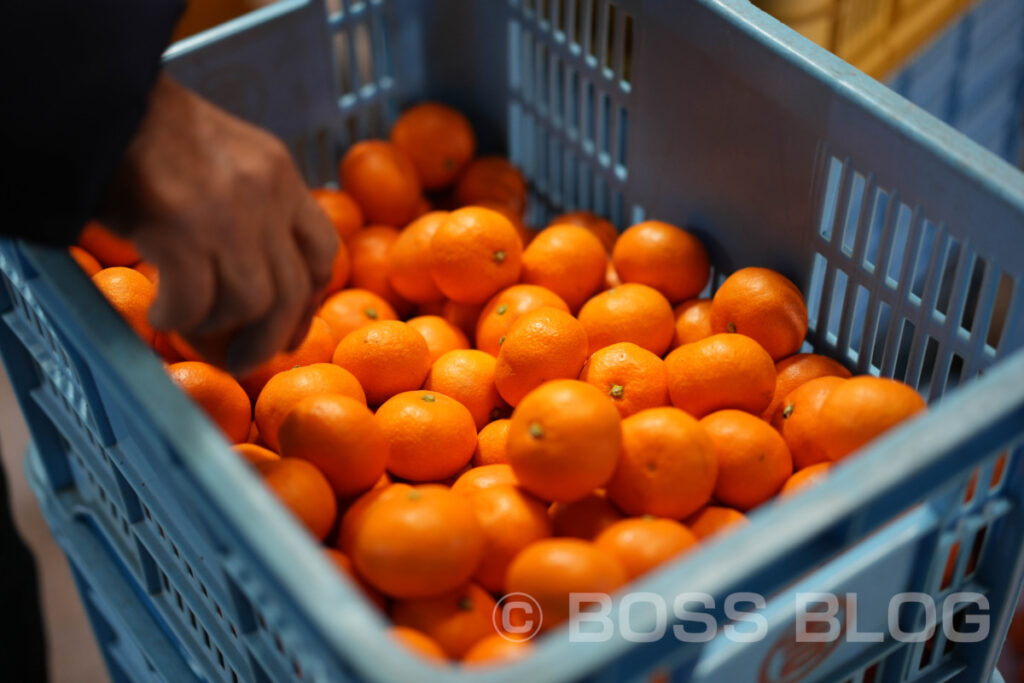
[74,102,927,666]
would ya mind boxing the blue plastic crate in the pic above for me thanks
[889,0,1024,165]
[3,1,1024,682]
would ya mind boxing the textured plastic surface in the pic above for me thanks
[3,1,1024,682]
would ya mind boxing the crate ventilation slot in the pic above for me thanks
[811,153,1021,400]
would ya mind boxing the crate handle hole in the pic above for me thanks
[965,525,987,576]
[917,624,939,670]
[989,452,1009,490]
[941,541,960,591]
[986,272,1015,351]
[963,469,979,504]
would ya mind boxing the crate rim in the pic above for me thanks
[164,0,310,61]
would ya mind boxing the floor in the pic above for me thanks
[0,365,108,683]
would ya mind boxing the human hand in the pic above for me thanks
[98,74,338,375]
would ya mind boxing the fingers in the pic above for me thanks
[266,185,336,353]
[210,192,329,364]
[190,248,275,337]
[148,252,216,332]
[288,196,335,350]
[160,193,329,368]
[287,302,317,352]
[126,108,329,371]
[293,192,339,295]
[182,332,231,369]
[225,231,312,376]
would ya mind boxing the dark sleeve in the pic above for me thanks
[0,0,186,246]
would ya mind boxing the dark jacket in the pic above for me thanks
[1,0,186,245]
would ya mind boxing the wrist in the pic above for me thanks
[96,74,193,238]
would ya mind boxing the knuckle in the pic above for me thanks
[240,162,274,193]
[262,135,288,161]
[263,139,294,178]
[234,148,283,194]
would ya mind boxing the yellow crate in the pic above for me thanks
[834,0,896,63]
[753,0,838,50]
[755,0,978,79]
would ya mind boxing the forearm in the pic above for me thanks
[0,0,186,246]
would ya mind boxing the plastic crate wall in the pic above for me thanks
[2,1,1024,682]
